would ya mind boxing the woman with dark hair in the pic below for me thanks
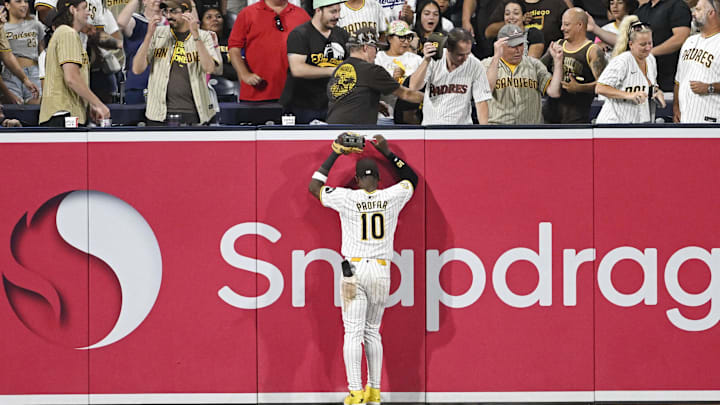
[500,0,544,58]
[588,0,639,59]
[200,7,237,81]
[39,0,110,126]
[413,0,443,55]
[3,0,45,104]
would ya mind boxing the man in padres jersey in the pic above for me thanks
[674,0,720,123]
[309,134,417,405]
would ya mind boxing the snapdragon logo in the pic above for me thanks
[3,190,162,350]
[219,222,720,333]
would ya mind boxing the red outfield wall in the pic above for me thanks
[0,127,719,404]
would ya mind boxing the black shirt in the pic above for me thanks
[279,21,349,110]
[489,0,567,47]
[542,39,597,123]
[326,57,401,124]
[636,0,691,91]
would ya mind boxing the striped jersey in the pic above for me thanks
[320,180,414,259]
[596,51,658,123]
[675,32,720,123]
[421,50,492,125]
[480,55,552,124]
[339,0,389,36]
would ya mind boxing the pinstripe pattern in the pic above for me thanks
[38,0,111,29]
[421,51,492,125]
[144,26,220,123]
[39,25,90,124]
[481,56,552,124]
[321,177,414,392]
[0,26,12,52]
[342,258,390,391]
[339,0,389,36]
[676,32,720,123]
[596,52,658,123]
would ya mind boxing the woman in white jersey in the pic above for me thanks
[595,16,665,123]
[375,20,422,124]
[2,0,44,103]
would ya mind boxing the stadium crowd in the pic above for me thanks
[0,0,717,126]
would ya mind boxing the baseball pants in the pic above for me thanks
[342,258,391,392]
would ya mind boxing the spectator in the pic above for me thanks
[414,0,443,55]
[462,0,501,59]
[228,0,309,101]
[279,0,348,123]
[337,0,387,38]
[374,20,422,123]
[326,27,423,124]
[596,17,665,123]
[117,0,164,103]
[3,0,44,104]
[673,0,720,123]
[381,0,414,26]
[201,7,236,80]
[541,7,606,123]
[133,0,221,124]
[587,0,639,60]
[39,0,110,126]
[0,23,40,104]
[502,0,545,57]
[483,24,563,124]
[435,0,454,31]
[636,0,691,91]
[486,0,569,48]
[410,27,492,124]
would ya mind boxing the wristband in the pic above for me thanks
[312,171,328,183]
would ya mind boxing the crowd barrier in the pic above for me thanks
[1,125,719,404]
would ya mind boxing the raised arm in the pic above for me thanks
[309,147,342,200]
[370,134,418,188]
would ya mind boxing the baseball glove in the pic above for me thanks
[332,132,365,154]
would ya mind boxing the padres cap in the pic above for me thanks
[387,20,413,37]
[160,0,191,11]
[498,24,526,47]
[347,27,387,47]
[313,0,346,9]
[356,158,379,179]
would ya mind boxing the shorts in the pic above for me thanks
[2,65,42,102]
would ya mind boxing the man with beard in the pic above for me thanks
[280,0,349,123]
[133,0,221,125]
[674,0,720,123]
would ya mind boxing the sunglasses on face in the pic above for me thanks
[274,15,284,31]
[629,20,651,33]
[395,34,413,41]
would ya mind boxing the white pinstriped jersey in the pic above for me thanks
[36,0,117,32]
[320,180,414,259]
[421,50,492,125]
[675,32,720,123]
[339,0,389,36]
[596,51,658,124]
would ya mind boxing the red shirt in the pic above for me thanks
[228,1,310,101]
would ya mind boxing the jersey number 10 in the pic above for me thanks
[361,212,385,240]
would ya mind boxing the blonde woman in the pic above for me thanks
[595,15,665,123]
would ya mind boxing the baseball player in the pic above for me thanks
[482,24,564,124]
[596,17,665,123]
[673,0,720,123]
[308,133,417,405]
[409,27,492,124]
[338,0,389,37]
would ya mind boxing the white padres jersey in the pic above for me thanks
[339,0,389,36]
[36,0,116,32]
[421,50,492,125]
[596,51,658,124]
[320,180,414,259]
[675,32,720,123]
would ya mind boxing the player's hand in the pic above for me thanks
[561,76,582,93]
[689,81,709,95]
[653,87,666,108]
[493,37,508,58]
[371,134,391,156]
[625,90,647,104]
[242,72,264,87]
[341,275,357,311]
[422,41,437,60]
